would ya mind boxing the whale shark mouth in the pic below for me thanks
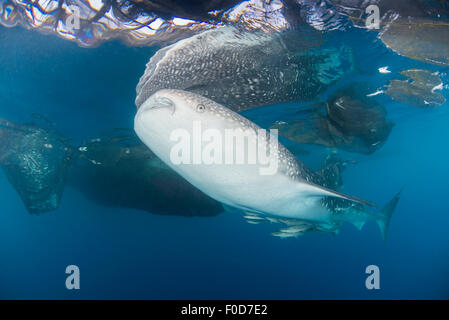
[142,96,175,115]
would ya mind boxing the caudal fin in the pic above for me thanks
[376,189,403,241]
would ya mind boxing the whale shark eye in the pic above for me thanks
[196,104,206,113]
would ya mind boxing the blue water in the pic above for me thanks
[1,26,449,300]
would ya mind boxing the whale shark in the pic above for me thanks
[134,89,401,239]
[271,83,395,154]
[135,25,352,111]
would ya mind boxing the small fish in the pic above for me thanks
[279,225,310,234]
[279,219,305,226]
[265,217,280,224]
[271,231,304,239]
[243,215,266,221]
[246,220,264,225]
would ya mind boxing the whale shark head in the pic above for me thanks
[137,89,216,124]
[134,89,279,176]
[135,89,254,150]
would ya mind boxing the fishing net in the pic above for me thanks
[0,118,75,214]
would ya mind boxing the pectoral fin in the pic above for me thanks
[299,181,377,208]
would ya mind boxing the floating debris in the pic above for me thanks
[378,66,391,74]
[380,19,449,67]
[386,69,446,108]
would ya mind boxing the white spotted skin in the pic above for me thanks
[135,90,348,223]
[135,26,328,111]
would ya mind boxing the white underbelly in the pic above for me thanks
[173,163,332,223]
[135,125,332,223]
